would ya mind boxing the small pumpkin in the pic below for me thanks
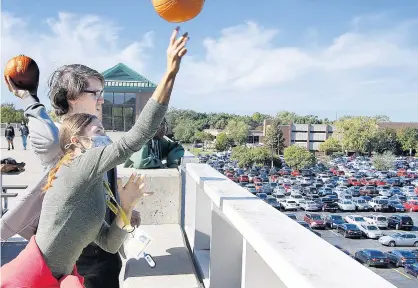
[152,0,205,23]
[4,54,39,92]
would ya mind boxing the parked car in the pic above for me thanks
[387,215,414,231]
[300,200,320,211]
[337,223,363,238]
[281,200,298,211]
[344,215,367,227]
[285,213,298,220]
[324,214,345,229]
[379,232,418,247]
[337,199,356,212]
[387,200,406,212]
[334,245,351,257]
[404,200,418,212]
[354,249,390,267]
[365,215,388,229]
[322,202,339,212]
[358,224,383,239]
[352,198,371,211]
[304,213,326,229]
[298,220,321,237]
[265,196,281,209]
[404,263,418,277]
[386,250,417,267]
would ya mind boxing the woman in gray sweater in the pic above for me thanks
[1,28,189,287]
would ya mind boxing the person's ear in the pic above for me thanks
[70,136,79,146]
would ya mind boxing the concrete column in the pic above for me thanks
[241,240,286,288]
[209,207,243,288]
[306,124,311,150]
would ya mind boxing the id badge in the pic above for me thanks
[123,229,152,260]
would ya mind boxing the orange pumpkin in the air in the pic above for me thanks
[4,54,39,92]
[152,0,205,23]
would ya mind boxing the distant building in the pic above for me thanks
[204,129,263,144]
[262,120,418,153]
[99,63,156,131]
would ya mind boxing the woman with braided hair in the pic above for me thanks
[1,27,189,287]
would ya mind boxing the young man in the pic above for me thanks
[19,122,29,150]
[124,118,185,169]
[4,122,15,150]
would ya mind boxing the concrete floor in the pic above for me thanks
[289,210,418,288]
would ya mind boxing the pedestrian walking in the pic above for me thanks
[19,121,29,150]
[4,122,15,150]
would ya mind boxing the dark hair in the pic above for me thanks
[48,64,104,116]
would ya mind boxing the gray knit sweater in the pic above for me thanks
[35,99,167,278]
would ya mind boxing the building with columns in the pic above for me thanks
[98,63,156,131]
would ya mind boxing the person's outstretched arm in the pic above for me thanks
[79,27,189,181]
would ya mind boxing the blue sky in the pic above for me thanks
[1,0,418,121]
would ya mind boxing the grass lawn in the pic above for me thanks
[188,147,216,156]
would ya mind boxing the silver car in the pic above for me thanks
[379,232,418,247]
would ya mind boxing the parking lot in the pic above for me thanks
[289,210,418,287]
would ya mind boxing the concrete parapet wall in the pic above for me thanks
[117,166,181,225]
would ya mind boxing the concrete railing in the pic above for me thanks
[181,163,397,288]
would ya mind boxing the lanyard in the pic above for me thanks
[103,181,133,231]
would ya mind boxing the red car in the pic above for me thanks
[253,177,262,183]
[361,178,376,186]
[291,170,300,176]
[375,179,387,186]
[415,186,418,195]
[348,178,361,186]
[303,213,326,229]
[239,175,249,183]
[333,170,345,176]
[270,175,280,182]
[404,201,418,212]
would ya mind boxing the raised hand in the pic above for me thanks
[166,27,189,76]
[4,76,31,98]
[117,173,153,212]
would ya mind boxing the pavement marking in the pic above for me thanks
[391,268,412,280]
[328,229,340,236]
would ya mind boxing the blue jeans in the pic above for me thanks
[22,135,27,149]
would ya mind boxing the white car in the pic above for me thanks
[359,224,383,239]
[344,215,367,227]
[300,200,319,211]
[281,200,298,211]
[364,215,388,229]
[337,200,356,211]
[288,194,304,206]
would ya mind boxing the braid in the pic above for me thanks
[42,153,73,192]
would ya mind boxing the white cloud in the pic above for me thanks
[174,18,418,120]
[1,12,154,106]
[1,11,417,121]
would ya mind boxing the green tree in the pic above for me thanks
[373,115,391,122]
[319,137,342,155]
[194,131,215,150]
[225,120,249,145]
[283,145,316,170]
[264,118,285,155]
[372,128,398,154]
[231,146,281,168]
[172,119,197,143]
[215,132,233,151]
[335,116,378,154]
[397,127,418,156]
[1,103,25,123]
[47,110,60,122]
[372,151,395,171]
